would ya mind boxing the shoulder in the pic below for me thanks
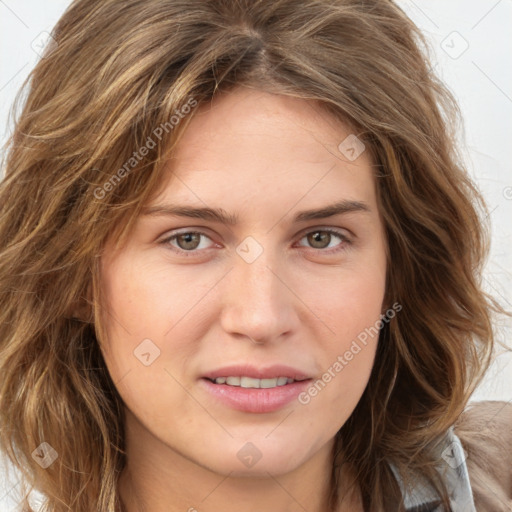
[391,427,475,511]
[453,400,512,512]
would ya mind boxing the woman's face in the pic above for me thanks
[99,87,387,478]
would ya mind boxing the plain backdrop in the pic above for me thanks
[1,0,511,509]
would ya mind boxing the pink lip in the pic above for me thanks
[200,365,313,414]
[200,378,312,413]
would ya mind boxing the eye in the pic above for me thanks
[160,227,352,257]
[162,231,215,255]
[296,228,351,253]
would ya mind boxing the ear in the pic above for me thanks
[67,282,94,323]
[380,296,393,316]
[380,280,397,316]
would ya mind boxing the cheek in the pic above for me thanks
[299,260,386,410]
[100,254,186,347]
[97,258,194,425]
[103,254,220,333]
[98,255,164,380]
[98,254,213,390]
[308,260,386,343]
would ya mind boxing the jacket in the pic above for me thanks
[394,400,512,512]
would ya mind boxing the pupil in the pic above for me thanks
[310,231,329,248]
[179,233,199,250]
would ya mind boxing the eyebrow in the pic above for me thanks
[142,200,370,225]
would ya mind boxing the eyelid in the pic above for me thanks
[159,228,218,255]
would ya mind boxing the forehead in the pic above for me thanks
[150,87,377,210]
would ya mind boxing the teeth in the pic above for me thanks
[212,376,296,388]
[241,376,261,388]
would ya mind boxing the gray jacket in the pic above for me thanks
[395,400,512,512]
[393,428,475,512]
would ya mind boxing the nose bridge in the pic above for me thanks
[220,235,295,343]
[241,249,279,306]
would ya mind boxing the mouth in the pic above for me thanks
[205,376,308,388]
[200,365,313,413]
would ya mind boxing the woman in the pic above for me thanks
[0,0,510,511]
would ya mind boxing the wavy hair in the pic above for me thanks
[0,0,503,510]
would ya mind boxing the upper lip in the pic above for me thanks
[202,364,312,381]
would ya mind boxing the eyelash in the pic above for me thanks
[159,228,352,258]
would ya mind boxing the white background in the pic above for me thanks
[1,0,511,509]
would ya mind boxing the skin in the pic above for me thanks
[99,86,388,512]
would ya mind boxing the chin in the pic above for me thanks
[195,437,315,477]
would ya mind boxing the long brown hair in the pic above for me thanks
[0,0,503,510]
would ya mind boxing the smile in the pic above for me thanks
[207,376,301,388]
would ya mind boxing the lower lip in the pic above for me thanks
[200,378,312,413]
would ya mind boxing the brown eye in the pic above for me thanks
[297,229,350,252]
[307,231,332,249]
[175,232,202,251]
[162,231,214,255]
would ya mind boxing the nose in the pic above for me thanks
[219,243,300,345]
